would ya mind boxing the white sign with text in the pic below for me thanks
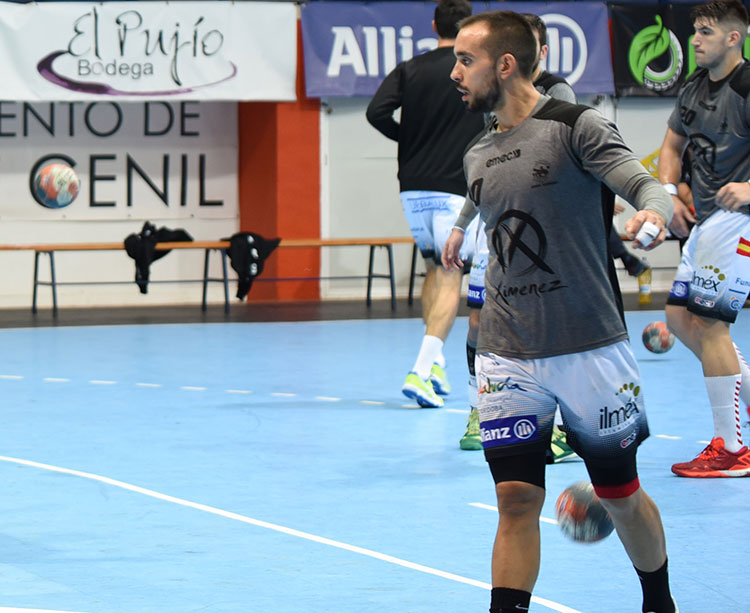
[0,2,296,101]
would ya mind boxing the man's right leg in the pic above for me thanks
[489,479,545,612]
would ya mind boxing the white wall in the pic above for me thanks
[320,94,681,300]
[0,101,239,310]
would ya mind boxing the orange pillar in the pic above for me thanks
[237,21,320,301]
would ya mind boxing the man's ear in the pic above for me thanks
[497,53,518,80]
[432,20,437,35]
[728,28,743,48]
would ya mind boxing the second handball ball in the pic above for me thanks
[642,321,675,354]
[33,163,80,209]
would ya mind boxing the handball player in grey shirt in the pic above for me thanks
[442,11,677,613]
[659,0,750,479]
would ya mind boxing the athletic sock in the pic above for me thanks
[733,343,750,408]
[489,587,531,613]
[468,376,478,410]
[636,558,675,613]
[705,374,743,452]
[435,351,446,369]
[412,335,443,380]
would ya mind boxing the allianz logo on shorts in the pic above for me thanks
[467,286,486,302]
[480,415,538,449]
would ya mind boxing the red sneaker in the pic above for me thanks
[671,437,750,478]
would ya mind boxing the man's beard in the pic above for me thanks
[467,78,503,114]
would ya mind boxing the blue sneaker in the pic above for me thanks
[402,372,444,408]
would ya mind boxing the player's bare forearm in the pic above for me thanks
[657,129,687,185]
[441,229,465,271]
[668,199,696,238]
[716,182,750,212]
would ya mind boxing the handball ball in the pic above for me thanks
[34,163,80,209]
[642,321,675,354]
[555,481,614,543]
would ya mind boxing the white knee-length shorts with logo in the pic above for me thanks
[401,190,478,264]
[467,219,488,307]
[669,208,750,323]
[476,340,650,462]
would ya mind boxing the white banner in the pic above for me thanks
[0,1,297,101]
[0,101,239,221]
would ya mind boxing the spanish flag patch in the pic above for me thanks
[738,237,750,257]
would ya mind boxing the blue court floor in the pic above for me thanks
[0,310,747,612]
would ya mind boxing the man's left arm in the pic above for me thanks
[365,66,403,141]
[603,160,673,250]
[573,109,672,250]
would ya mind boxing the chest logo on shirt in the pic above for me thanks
[491,209,554,276]
[531,159,557,188]
[486,149,521,167]
[688,132,719,179]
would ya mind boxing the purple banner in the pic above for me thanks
[301,2,614,97]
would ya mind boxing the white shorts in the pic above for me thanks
[401,190,477,264]
[669,209,750,323]
[468,220,488,307]
[476,340,649,461]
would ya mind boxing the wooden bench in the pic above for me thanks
[0,237,413,316]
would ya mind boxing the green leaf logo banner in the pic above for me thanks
[628,16,683,92]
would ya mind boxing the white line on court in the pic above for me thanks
[43,378,70,383]
[270,392,296,397]
[0,375,23,380]
[469,502,559,525]
[226,389,252,395]
[655,434,681,440]
[445,408,469,414]
[360,400,385,405]
[180,386,207,391]
[135,382,162,388]
[0,455,580,613]
[89,380,116,385]
[0,607,88,613]
[315,396,341,402]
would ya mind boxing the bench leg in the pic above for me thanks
[386,244,396,310]
[408,244,418,306]
[202,249,210,312]
[32,252,40,314]
[49,252,58,318]
[366,245,375,307]
[220,248,230,314]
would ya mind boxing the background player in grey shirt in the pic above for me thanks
[658,0,750,478]
[442,11,677,613]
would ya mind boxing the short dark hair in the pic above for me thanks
[434,0,473,39]
[691,0,749,35]
[522,13,547,47]
[458,10,538,78]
